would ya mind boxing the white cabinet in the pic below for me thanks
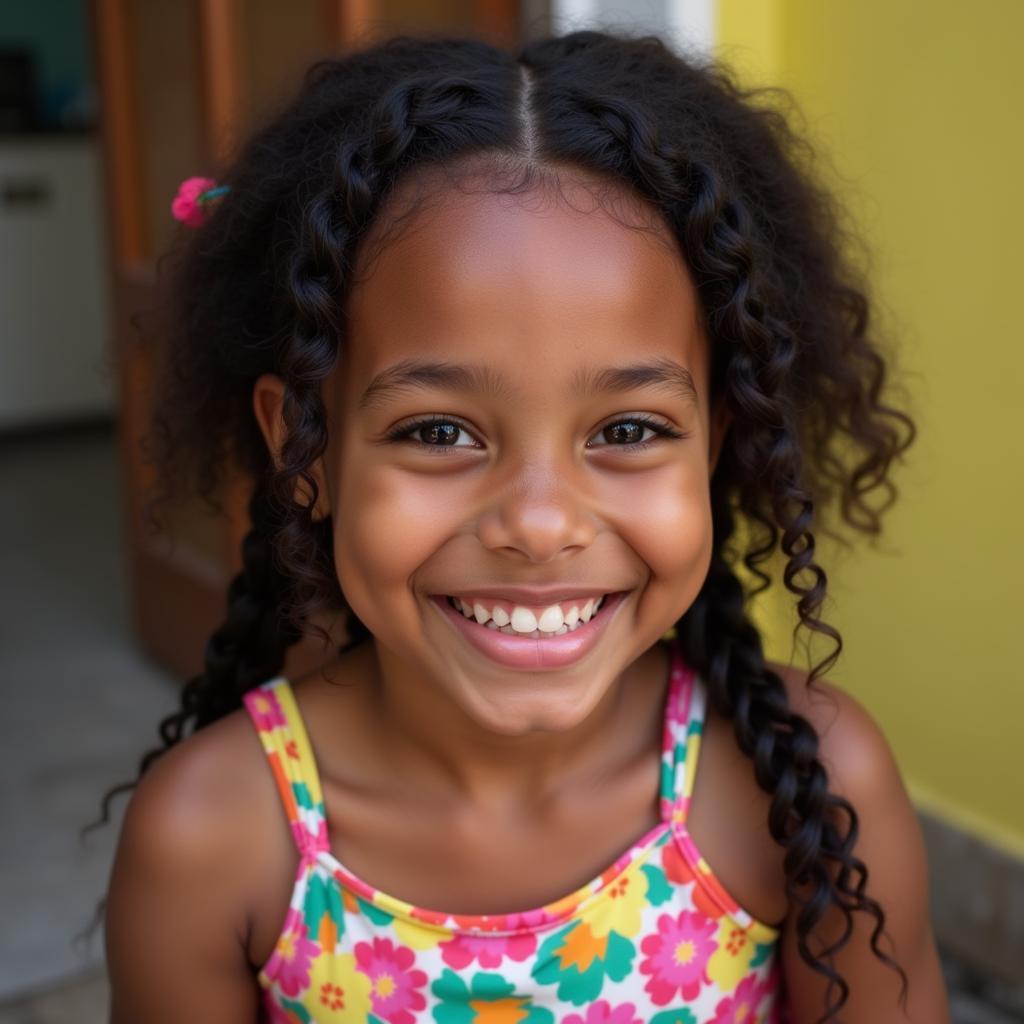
[0,136,113,430]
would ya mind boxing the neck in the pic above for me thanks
[361,640,663,812]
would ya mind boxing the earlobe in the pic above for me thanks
[251,373,331,521]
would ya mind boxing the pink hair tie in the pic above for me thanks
[171,175,230,228]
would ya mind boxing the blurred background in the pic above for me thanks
[0,1,1020,1021]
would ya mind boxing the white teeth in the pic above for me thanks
[510,607,538,633]
[537,605,565,633]
[447,594,610,635]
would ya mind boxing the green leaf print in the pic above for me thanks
[520,1005,555,1024]
[291,781,316,810]
[640,862,673,906]
[302,873,326,938]
[649,1009,698,1024]
[750,941,773,967]
[431,968,475,1024]
[532,923,635,1005]
[276,994,313,1022]
[659,759,674,798]
[602,930,635,984]
[301,873,347,943]
[432,970,554,1024]
[356,895,394,926]
[469,972,517,1000]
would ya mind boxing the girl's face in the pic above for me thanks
[265,170,729,737]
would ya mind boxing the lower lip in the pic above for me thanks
[429,591,629,670]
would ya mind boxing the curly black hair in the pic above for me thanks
[83,29,915,1022]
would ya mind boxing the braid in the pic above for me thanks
[76,479,300,945]
[680,499,908,1021]
[82,40,517,865]
[527,45,911,1019]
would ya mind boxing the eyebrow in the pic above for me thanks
[357,356,699,410]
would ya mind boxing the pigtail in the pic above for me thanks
[79,36,516,856]
[171,480,302,733]
[679,496,909,1022]
[73,480,294,948]
[524,38,914,1018]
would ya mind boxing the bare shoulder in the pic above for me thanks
[764,659,902,801]
[764,659,950,1023]
[105,708,278,1023]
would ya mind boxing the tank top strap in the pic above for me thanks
[242,677,330,860]
[658,637,708,830]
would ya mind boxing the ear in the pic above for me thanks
[252,373,331,521]
[708,395,733,477]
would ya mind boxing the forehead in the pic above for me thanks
[341,169,707,397]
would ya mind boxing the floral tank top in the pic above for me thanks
[242,639,788,1024]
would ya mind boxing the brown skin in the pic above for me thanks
[105,174,949,1022]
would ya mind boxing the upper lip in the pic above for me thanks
[436,586,627,605]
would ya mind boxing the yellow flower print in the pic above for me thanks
[305,950,372,1020]
[392,914,452,951]
[706,918,755,992]
[579,863,648,940]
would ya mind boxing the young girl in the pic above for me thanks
[95,29,950,1024]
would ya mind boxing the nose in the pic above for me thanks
[475,458,599,564]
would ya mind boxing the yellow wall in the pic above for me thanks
[716,0,1024,854]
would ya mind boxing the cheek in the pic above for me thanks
[331,456,461,615]
[609,461,713,607]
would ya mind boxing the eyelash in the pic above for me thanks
[384,414,688,452]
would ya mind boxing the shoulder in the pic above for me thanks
[112,708,270,921]
[108,702,292,952]
[764,660,949,1022]
[105,706,279,1020]
[765,659,903,804]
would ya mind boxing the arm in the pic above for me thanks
[105,731,260,1023]
[777,677,950,1023]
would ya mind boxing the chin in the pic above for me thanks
[459,685,603,736]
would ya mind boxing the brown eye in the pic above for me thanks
[418,422,461,445]
[601,421,647,445]
[588,415,685,449]
[386,416,482,448]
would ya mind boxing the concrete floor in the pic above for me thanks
[0,422,180,1005]
[0,423,1019,1023]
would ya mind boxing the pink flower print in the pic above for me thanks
[640,909,718,1004]
[451,907,560,932]
[265,907,320,997]
[709,972,764,1023]
[291,815,329,858]
[171,175,218,227]
[562,999,643,1024]
[353,937,428,1024]
[439,931,537,969]
[246,688,288,731]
